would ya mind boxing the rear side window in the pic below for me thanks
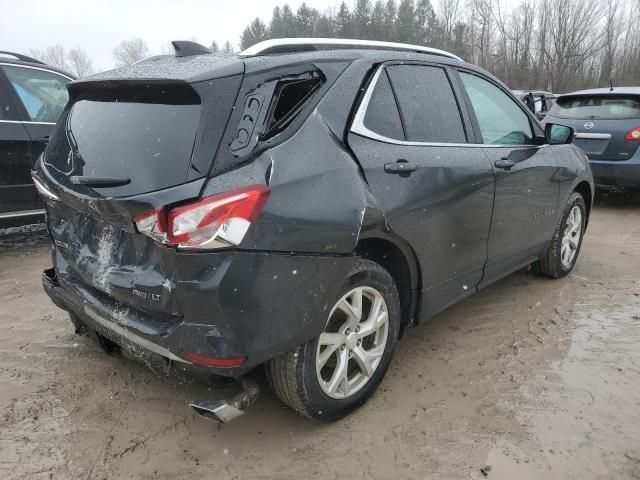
[386,65,466,143]
[3,65,70,123]
[363,69,404,140]
[45,84,201,197]
[460,72,533,145]
[265,77,321,136]
[549,95,640,119]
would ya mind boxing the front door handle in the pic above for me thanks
[494,158,516,171]
[384,160,417,175]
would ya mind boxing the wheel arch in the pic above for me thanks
[354,233,421,332]
[573,181,593,228]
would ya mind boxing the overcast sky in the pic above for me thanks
[0,0,339,71]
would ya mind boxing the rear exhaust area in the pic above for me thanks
[190,376,260,423]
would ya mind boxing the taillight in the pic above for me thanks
[132,209,168,244]
[134,184,271,250]
[625,127,640,141]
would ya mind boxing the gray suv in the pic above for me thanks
[35,39,593,422]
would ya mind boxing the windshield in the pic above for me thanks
[44,84,201,197]
[549,94,640,119]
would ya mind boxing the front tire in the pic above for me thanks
[265,259,401,421]
[533,191,586,278]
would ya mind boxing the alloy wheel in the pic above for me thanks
[561,205,582,268]
[316,286,390,399]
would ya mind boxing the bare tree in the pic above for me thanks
[112,39,150,67]
[29,45,69,71]
[67,48,93,78]
[542,0,604,91]
[438,0,460,40]
[598,0,624,85]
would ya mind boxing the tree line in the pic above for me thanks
[26,0,640,92]
[239,0,640,93]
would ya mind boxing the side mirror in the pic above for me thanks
[545,123,575,145]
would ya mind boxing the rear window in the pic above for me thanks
[45,84,201,197]
[549,95,640,119]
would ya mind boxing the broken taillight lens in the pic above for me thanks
[133,209,168,244]
[134,184,271,250]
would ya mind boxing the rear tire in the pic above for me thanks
[533,192,586,278]
[265,259,400,421]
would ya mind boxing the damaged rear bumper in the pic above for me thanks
[42,250,356,378]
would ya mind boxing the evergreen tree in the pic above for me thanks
[221,41,234,54]
[209,40,219,53]
[295,3,319,37]
[395,0,415,43]
[353,0,372,39]
[240,18,270,50]
[415,0,439,44]
[383,0,397,41]
[335,2,353,38]
[270,6,286,38]
[316,14,336,38]
[281,4,297,36]
[370,1,387,41]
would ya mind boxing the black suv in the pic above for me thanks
[0,51,74,227]
[35,39,593,422]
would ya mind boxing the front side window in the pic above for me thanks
[460,72,533,145]
[2,65,70,123]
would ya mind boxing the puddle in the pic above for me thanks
[486,277,640,479]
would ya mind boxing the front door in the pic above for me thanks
[457,71,559,285]
[349,63,495,319]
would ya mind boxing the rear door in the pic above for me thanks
[348,63,495,318]
[457,70,559,284]
[0,68,35,215]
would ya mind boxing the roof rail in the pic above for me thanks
[0,50,45,65]
[239,38,462,61]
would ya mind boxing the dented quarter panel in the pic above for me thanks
[204,112,374,254]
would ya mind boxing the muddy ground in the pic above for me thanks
[1,191,639,480]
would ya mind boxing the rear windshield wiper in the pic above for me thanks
[70,176,131,187]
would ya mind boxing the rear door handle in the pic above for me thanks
[384,160,417,175]
[494,158,516,171]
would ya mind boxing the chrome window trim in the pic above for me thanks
[350,64,545,149]
[0,119,56,125]
[0,62,74,81]
[575,133,612,140]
